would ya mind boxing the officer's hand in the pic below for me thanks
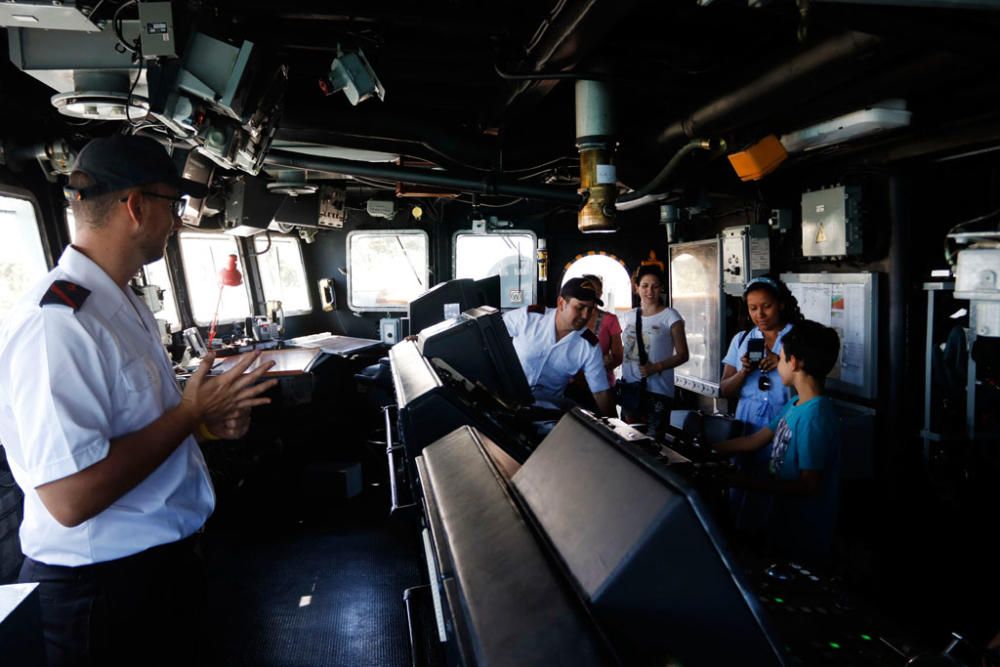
[182,350,277,423]
[203,408,252,440]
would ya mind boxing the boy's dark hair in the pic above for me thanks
[781,319,841,381]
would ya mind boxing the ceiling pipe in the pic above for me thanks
[264,150,583,205]
[616,138,724,208]
[276,108,572,173]
[497,0,639,122]
[656,31,882,148]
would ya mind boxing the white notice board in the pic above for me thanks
[780,273,879,400]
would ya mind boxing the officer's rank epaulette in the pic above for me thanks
[581,328,599,346]
[40,280,91,311]
[527,304,546,315]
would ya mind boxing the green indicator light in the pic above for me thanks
[829,642,841,650]
[861,634,872,641]
[774,597,784,603]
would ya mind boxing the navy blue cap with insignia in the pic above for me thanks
[560,277,604,306]
[63,135,208,202]
[40,280,91,311]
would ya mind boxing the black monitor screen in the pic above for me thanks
[408,278,485,335]
[418,305,533,408]
[473,274,502,309]
[511,409,787,666]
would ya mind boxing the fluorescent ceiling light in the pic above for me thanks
[780,100,911,152]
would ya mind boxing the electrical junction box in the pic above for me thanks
[954,247,1000,338]
[801,185,863,258]
[137,2,175,59]
[722,225,771,296]
[379,318,401,345]
[367,198,396,219]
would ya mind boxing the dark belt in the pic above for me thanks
[25,531,202,582]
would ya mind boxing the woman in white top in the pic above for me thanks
[620,265,689,436]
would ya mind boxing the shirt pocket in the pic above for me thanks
[121,357,156,393]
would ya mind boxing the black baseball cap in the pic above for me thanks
[560,277,604,306]
[64,135,208,201]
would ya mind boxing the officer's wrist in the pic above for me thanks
[196,422,220,441]
[175,401,201,432]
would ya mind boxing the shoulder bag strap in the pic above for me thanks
[738,328,751,349]
[635,308,648,390]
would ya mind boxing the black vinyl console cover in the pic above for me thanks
[418,426,613,667]
[511,409,786,667]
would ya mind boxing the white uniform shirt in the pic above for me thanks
[502,306,609,402]
[0,246,214,566]
[621,307,684,398]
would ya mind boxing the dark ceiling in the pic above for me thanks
[4,0,1000,194]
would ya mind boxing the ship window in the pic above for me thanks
[254,233,311,315]
[178,231,252,325]
[347,230,429,312]
[0,190,50,323]
[141,259,181,330]
[562,254,633,316]
[453,231,536,308]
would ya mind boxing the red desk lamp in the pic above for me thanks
[207,254,243,345]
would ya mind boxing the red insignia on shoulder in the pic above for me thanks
[40,280,91,312]
[581,329,599,346]
[527,304,546,315]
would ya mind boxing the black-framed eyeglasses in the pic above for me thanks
[758,372,772,392]
[120,192,187,218]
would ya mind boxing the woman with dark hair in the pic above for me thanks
[619,265,689,436]
[720,274,803,533]
[720,275,804,431]
[581,274,623,387]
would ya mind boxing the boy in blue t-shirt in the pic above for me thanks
[713,319,842,564]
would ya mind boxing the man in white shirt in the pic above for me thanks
[502,277,616,417]
[0,135,277,665]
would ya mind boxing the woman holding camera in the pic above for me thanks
[720,275,803,431]
[720,275,803,532]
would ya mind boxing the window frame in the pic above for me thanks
[177,229,254,326]
[1,184,54,268]
[252,232,312,316]
[346,229,430,312]
[451,229,537,309]
[0,185,55,324]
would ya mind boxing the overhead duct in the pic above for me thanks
[263,151,582,205]
[656,31,882,147]
[575,79,617,233]
[497,0,640,121]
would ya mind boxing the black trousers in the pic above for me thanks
[18,534,206,667]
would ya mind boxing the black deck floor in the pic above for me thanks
[201,487,422,667]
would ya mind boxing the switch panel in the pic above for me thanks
[722,225,771,296]
[379,318,401,345]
